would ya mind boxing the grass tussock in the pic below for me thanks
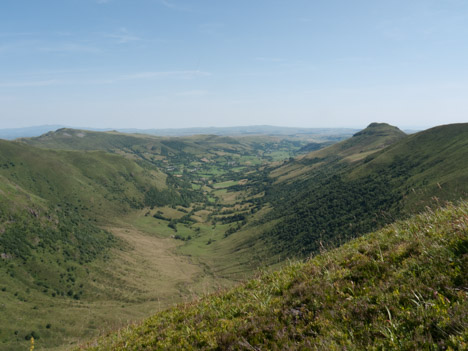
[81,202,468,350]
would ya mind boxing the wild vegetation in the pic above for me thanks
[254,123,468,259]
[1,130,327,350]
[81,202,468,350]
[1,122,467,349]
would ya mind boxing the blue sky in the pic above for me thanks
[1,0,467,129]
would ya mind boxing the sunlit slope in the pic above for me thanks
[82,202,468,351]
[20,127,345,165]
[272,122,406,182]
[21,128,258,157]
[20,128,157,152]
[0,139,169,301]
[0,138,174,274]
[350,122,468,212]
[0,140,187,350]
[307,122,406,160]
[0,139,167,217]
[246,123,468,258]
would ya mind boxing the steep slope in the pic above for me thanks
[3,123,467,349]
[307,122,406,160]
[350,123,468,212]
[81,202,468,351]
[0,140,186,349]
[0,140,158,271]
[0,139,167,217]
[0,138,171,286]
[236,123,468,259]
[271,122,406,182]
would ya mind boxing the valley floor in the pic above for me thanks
[81,202,468,351]
[1,214,244,351]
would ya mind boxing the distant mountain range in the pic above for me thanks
[0,125,361,140]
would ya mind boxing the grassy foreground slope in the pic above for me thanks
[82,202,468,351]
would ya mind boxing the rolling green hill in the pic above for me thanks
[271,122,406,183]
[20,127,347,176]
[80,202,468,350]
[350,123,468,212]
[21,128,303,158]
[1,123,467,350]
[305,122,406,160]
[0,139,168,274]
[0,140,201,350]
[21,128,248,155]
[0,139,168,216]
[1,130,314,349]
[236,123,468,259]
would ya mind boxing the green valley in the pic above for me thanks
[0,123,467,350]
[82,201,468,350]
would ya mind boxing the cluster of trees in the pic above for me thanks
[144,176,204,208]
[0,203,115,302]
[261,170,403,257]
[0,205,114,264]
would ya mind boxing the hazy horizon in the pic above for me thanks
[0,122,430,132]
[1,0,467,129]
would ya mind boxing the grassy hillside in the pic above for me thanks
[0,140,193,350]
[0,140,151,274]
[271,122,406,182]
[20,127,346,179]
[0,131,307,349]
[21,128,306,159]
[20,128,154,152]
[2,123,467,349]
[307,122,406,160]
[81,202,468,350]
[350,123,468,212]
[253,123,468,258]
[0,139,168,216]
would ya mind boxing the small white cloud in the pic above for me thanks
[105,28,141,44]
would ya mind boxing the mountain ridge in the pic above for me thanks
[0,125,359,140]
[243,123,468,259]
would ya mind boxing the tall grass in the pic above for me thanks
[81,201,468,350]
